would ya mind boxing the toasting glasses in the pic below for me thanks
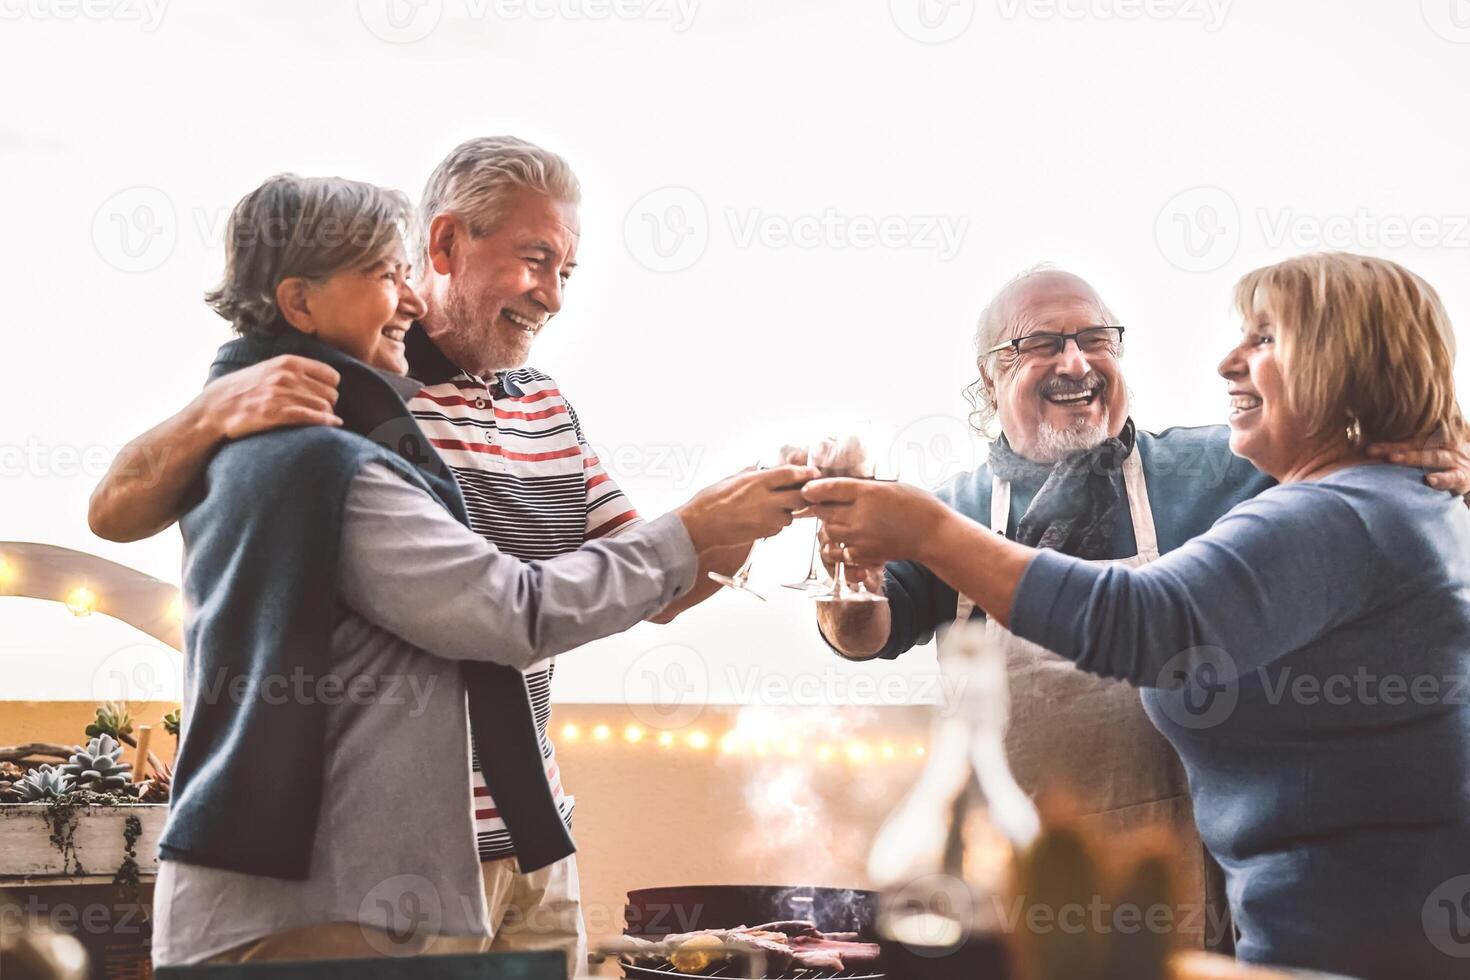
[707,456,779,601]
[809,429,898,605]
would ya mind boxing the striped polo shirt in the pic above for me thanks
[404,326,640,862]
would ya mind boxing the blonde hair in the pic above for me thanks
[1233,252,1467,448]
[417,136,581,264]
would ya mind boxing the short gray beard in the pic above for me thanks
[436,279,533,377]
[1031,408,1112,463]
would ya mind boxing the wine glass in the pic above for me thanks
[708,538,768,601]
[808,429,897,605]
[707,456,779,600]
[782,531,832,594]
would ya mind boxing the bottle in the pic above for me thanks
[870,620,1040,979]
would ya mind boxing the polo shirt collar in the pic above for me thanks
[403,322,526,397]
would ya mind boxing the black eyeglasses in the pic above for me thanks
[985,325,1125,358]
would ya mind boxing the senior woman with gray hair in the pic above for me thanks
[807,253,1470,978]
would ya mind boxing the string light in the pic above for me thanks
[0,555,15,589]
[64,587,98,618]
[547,722,921,763]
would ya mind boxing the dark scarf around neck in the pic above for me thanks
[987,418,1137,560]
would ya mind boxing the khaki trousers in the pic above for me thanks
[206,922,486,964]
[482,854,587,979]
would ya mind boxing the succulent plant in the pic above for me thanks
[62,734,133,792]
[140,763,173,804]
[86,701,135,744]
[15,764,74,802]
[162,708,181,738]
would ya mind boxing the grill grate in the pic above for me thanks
[621,962,884,980]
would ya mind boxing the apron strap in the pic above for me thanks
[955,445,1160,621]
[1121,449,1161,561]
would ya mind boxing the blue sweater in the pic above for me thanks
[875,424,1273,657]
[1013,463,1470,978]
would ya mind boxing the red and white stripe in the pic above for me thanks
[408,367,640,861]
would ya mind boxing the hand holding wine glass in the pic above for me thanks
[808,428,896,605]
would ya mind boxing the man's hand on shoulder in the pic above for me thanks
[210,355,342,441]
[89,355,344,542]
[1366,436,1470,501]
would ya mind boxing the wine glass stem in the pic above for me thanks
[804,534,821,580]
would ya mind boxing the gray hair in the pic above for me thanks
[205,173,413,336]
[417,136,581,264]
[963,263,1118,435]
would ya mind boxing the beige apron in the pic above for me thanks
[959,452,1222,948]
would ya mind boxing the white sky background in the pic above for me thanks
[3,0,1470,703]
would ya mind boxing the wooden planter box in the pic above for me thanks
[0,802,166,883]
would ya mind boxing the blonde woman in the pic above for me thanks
[806,253,1470,978]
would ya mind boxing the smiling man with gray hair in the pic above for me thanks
[817,263,1470,949]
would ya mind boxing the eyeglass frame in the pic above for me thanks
[984,325,1126,358]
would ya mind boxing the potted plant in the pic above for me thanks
[0,703,175,884]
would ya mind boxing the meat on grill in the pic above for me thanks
[612,920,880,975]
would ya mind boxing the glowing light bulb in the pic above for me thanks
[687,730,710,750]
[0,556,15,589]
[623,724,645,744]
[65,587,98,618]
[166,594,184,623]
[782,739,801,756]
[592,724,611,742]
[561,723,581,741]
[816,745,834,762]
[718,733,738,754]
[914,745,927,758]
[880,743,896,759]
[846,742,870,763]
[657,731,676,748]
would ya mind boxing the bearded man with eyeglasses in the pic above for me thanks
[817,264,1470,952]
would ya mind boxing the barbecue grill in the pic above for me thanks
[619,884,886,980]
